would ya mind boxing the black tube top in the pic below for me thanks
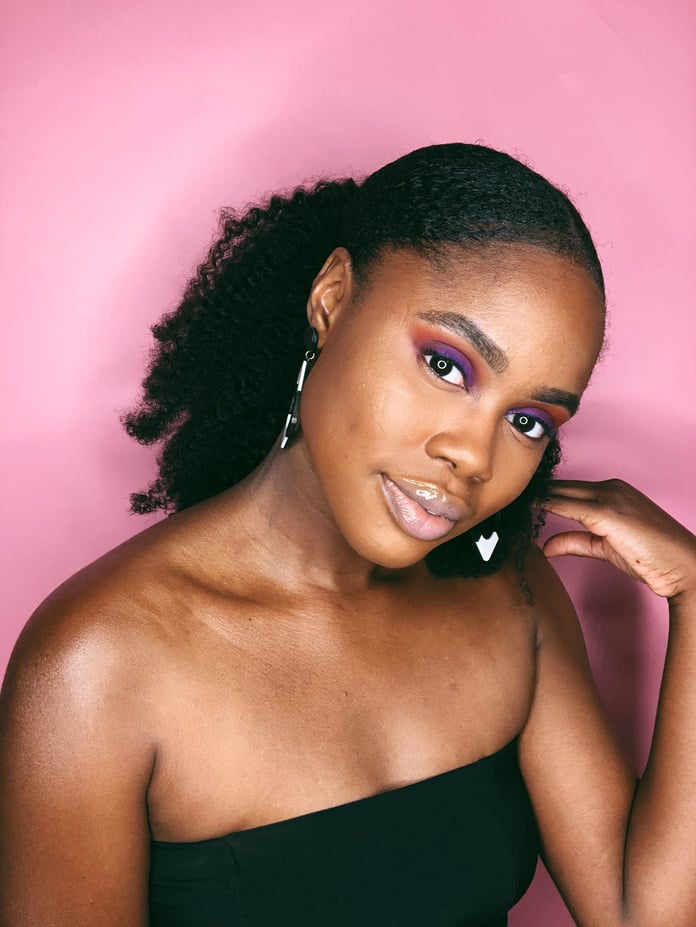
[149,737,538,926]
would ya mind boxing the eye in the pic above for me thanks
[505,411,554,441]
[423,352,467,387]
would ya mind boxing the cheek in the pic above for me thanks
[298,355,378,463]
[304,343,416,450]
[489,440,547,509]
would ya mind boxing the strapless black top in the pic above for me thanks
[149,738,538,926]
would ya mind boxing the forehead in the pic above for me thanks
[359,244,606,392]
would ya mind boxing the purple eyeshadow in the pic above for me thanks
[511,407,556,434]
[420,340,476,386]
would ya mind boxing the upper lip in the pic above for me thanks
[381,474,473,523]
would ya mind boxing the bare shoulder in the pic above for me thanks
[510,552,637,925]
[513,544,589,653]
[0,533,177,799]
[1,499,250,751]
[454,545,560,633]
[0,523,188,924]
[4,524,176,712]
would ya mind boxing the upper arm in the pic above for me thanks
[0,602,156,926]
[518,548,637,927]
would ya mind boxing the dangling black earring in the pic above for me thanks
[280,327,320,449]
[473,512,501,562]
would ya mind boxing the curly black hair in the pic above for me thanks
[123,142,605,579]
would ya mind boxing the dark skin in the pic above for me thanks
[1,245,696,926]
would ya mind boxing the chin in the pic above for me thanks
[347,525,455,572]
[370,549,429,571]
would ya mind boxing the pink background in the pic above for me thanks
[2,1,695,922]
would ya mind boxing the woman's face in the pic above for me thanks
[298,244,605,569]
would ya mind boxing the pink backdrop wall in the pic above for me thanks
[2,1,695,922]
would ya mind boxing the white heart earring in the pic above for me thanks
[474,530,499,562]
[474,514,501,562]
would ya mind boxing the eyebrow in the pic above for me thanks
[529,387,580,417]
[417,311,509,373]
[416,310,581,417]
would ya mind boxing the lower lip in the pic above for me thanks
[380,476,456,542]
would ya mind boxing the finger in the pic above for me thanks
[546,481,608,500]
[541,496,607,530]
[543,531,610,560]
[548,479,607,490]
[544,495,602,511]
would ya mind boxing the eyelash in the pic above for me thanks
[421,349,556,442]
[504,411,556,441]
[422,349,470,388]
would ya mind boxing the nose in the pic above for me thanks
[424,414,497,484]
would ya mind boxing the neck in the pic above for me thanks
[200,437,414,597]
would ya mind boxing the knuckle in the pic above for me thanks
[600,478,632,502]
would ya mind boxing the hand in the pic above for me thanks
[542,479,696,600]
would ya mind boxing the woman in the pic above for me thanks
[0,143,694,927]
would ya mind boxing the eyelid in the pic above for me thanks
[510,406,555,428]
[506,407,557,440]
[419,340,475,387]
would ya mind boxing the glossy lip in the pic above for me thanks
[380,474,472,542]
[385,474,472,520]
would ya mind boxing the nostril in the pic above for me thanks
[424,428,496,483]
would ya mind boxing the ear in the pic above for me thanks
[306,247,354,346]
